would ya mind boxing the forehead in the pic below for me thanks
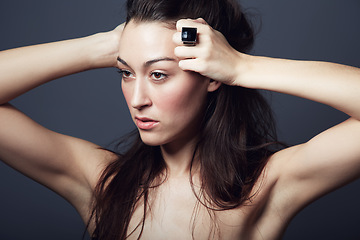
[119,21,178,64]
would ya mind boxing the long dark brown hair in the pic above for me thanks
[89,0,280,239]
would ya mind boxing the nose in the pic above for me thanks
[131,78,152,110]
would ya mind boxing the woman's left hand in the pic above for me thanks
[173,18,246,86]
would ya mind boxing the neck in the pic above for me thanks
[160,136,199,178]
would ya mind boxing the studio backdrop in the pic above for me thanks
[0,0,359,239]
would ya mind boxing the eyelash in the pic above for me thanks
[118,70,168,82]
[150,71,168,81]
[118,70,134,79]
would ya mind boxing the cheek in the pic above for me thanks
[121,83,132,108]
[155,77,208,118]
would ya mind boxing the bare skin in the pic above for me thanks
[1,18,360,240]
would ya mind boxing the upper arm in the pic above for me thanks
[0,103,116,207]
[270,117,360,217]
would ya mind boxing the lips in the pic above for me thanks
[135,117,159,130]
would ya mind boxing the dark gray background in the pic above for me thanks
[0,0,359,239]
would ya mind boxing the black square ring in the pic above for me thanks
[181,27,197,46]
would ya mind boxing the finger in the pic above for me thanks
[176,19,194,32]
[176,18,209,31]
[173,24,210,47]
[174,46,199,59]
[172,32,182,45]
[176,19,206,32]
[173,31,203,46]
[178,58,206,74]
[194,18,207,24]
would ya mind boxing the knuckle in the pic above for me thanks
[197,60,208,73]
[201,47,211,60]
[203,24,213,34]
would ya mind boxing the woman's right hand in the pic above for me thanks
[0,23,125,104]
[89,23,125,68]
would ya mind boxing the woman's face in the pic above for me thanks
[118,21,211,147]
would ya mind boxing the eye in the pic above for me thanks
[150,71,168,81]
[118,70,135,80]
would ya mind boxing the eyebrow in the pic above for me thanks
[117,56,176,68]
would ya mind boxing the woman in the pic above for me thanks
[1,0,360,239]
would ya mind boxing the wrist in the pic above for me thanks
[85,30,121,69]
[233,52,253,87]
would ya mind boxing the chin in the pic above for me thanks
[139,132,166,146]
[141,140,161,147]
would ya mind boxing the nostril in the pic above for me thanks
[130,81,152,109]
[132,99,151,110]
